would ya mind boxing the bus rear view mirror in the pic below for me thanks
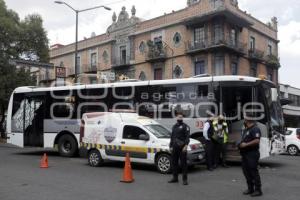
[271,88,278,102]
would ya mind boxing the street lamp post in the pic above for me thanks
[54,1,111,84]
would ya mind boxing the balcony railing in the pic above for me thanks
[265,54,281,68]
[248,49,265,61]
[82,63,99,73]
[111,56,131,68]
[186,36,246,55]
[146,46,167,62]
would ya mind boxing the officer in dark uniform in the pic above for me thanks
[238,113,263,197]
[203,116,215,171]
[168,112,190,185]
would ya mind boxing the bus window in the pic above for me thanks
[47,91,75,119]
[110,87,135,110]
[221,86,253,121]
[175,84,196,117]
[197,85,209,98]
[113,87,135,100]
[77,88,109,117]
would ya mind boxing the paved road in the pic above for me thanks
[0,143,299,200]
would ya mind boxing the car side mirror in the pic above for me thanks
[139,134,149,141]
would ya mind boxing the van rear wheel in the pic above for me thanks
[58,134,78,157]
[88,149,103,167]
[156,154,172,174]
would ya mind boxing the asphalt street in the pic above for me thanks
[0,143,299,200]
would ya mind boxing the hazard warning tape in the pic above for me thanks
[80,142,168,154]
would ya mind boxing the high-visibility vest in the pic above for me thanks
[212,120,229,144]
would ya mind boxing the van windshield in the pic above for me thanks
[145,124,171,138]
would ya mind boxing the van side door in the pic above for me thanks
[120,125,151,160]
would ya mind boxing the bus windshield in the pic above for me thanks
[145,124,171,138]
[262,83,284,132]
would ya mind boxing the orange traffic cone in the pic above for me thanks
[40,153,49,168]
[120,153,134,183]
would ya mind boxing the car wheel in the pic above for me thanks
[156,154,172,174]
[58,134,78,157]
[287,145,299,156]
[88,149,103,167]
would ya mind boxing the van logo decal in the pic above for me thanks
[104,126,117,143]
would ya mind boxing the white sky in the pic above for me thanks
[4,0,300,87]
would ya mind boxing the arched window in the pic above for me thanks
[139,41,146,53]
[173,32,182,46]
[102,50,109,63]
[173,65,183,78]
[139,71,146,81]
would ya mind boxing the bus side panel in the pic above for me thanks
[43,133,57,148]
[6,93,13,137]
[44,119,80,147]
[7,133,24,148]
[7,93,24,148]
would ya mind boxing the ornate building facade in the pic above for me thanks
[50,0,280,84]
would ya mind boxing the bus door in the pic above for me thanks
[218,83,255,159]
[23,94,45,147]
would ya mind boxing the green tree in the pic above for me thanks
[0,0,49,137]
[20,14,49,62]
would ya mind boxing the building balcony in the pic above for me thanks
[265,54,281,69]
[146,46,167,63]
[248,49,265,62]
[82,63,99,74]
[186,36,246,55]
[111,56,131,68]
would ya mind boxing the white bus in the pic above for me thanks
[6,75,285,158]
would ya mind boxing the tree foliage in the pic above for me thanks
[0,0,49,136]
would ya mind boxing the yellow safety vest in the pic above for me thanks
[212,120,229,144]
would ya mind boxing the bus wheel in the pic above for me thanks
[88,149,103,167]
[287,145,299,156]
[155,154,172,174]
[58,134,78,157]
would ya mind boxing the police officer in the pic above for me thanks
[169,112,190,185]
[203,117,215,171]
[212,115,229,168]
[238,113,263,197]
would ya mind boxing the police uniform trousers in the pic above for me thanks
[205,140,215,169]
[171,145,188,181]
[214,140,227,166]
[241,151,262,191]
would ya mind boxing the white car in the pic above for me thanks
[285,128,300,156]
[80,112,205,174]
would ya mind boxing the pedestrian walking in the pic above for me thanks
[168,112,190,185]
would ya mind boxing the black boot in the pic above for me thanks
[243,189,254,195]
[168,178,178,183]
[183,179,188,185]
[251,190,263,197]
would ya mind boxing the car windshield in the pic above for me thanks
[145,124,171,138]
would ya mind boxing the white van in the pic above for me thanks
[80,112,205,173]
